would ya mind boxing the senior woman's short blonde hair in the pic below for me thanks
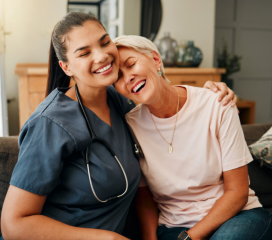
[113,35,170,83]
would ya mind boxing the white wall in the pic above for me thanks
[4,0,67,135]
[123,0,141,36]
[0,0,8,136]
[156,0,216,68]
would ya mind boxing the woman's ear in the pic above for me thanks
[151,51,162,69]
[59,61,73,77]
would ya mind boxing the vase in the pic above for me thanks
[157,32,178,67]
[176,41,203,67]
[175,40,188,67]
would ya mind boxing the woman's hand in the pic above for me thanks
[187,166,249,240]
[1,185,131,240]
[203,81,237,107]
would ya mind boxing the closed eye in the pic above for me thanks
[102,41,110,46]
[80,52,90,57]
[128,63,135,68]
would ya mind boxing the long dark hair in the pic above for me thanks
[46,12,104,96]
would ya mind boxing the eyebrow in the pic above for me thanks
[73,33,109,53]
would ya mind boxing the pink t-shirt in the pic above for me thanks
[125,85,261,228]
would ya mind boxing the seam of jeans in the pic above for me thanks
[258,215,271,240]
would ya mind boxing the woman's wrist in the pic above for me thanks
[187,228,209,240]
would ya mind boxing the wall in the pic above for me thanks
[155,0,216,68]
[4,0,67,135]
[123,0,141,36]
[214,0,272,124]
[0,0,8,136]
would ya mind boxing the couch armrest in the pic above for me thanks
[0,137,19,236]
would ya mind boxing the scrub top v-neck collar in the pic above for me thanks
[59,88,115,131]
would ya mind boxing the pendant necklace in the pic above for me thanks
[150,87,179,153]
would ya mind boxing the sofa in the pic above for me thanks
[1,123,272,238]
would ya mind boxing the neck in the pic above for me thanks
[146,80,186,118]
[65,83,108,111]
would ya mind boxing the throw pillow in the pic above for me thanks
[249,127,272,170]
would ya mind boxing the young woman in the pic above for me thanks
[1,13,236,240]
[113,35,272,240]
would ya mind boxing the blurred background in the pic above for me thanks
[0,0,271,136]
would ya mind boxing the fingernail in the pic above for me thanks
[213,88,217,92]
[223,101,227,105]
[218,98,222,101]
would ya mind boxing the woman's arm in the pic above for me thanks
[136,186,159,240]
[203,81,237,107]
[187,165,249,240]
[1,185,129,240]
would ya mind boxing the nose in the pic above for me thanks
[124,74,134,85]
[93,49,108,64]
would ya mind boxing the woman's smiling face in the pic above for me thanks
[115,47,162,104]
[61,20,119,88]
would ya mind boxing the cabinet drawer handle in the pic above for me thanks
[180,81,197,84]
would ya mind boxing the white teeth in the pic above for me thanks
[96,63,111,73]
[133,80,146,92]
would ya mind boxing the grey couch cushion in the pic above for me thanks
[0,137,19,236]
[242,123,272,209]
[242,123,272,145]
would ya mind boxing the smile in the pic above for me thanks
[132,80,146,93]
[94,62,113,74]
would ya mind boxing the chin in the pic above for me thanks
[132,94,151,105]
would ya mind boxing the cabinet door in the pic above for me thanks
[29,76,47,93]
[30,93,45,113]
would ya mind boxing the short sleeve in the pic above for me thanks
[10,116,76,195]
[218,104,253,172]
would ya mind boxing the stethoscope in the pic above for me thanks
[75,84,144,203]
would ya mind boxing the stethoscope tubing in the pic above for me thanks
[75,84,129,203]
[86,148,129,203]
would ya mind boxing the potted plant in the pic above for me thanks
[216,39,242,89]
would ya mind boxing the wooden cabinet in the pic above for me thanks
[236,100,256,124]
[15,63,48,129]
[15,64,254,129]
[164,68,225,87]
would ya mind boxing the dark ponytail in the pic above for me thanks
[46,12,104,96]
[46,40,70,96]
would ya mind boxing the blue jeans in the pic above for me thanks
[157,208,272,240]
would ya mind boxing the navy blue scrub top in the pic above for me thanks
[10,86,141,234]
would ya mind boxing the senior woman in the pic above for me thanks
[113,35,272,240]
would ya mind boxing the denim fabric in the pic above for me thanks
[157,208,272,240]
